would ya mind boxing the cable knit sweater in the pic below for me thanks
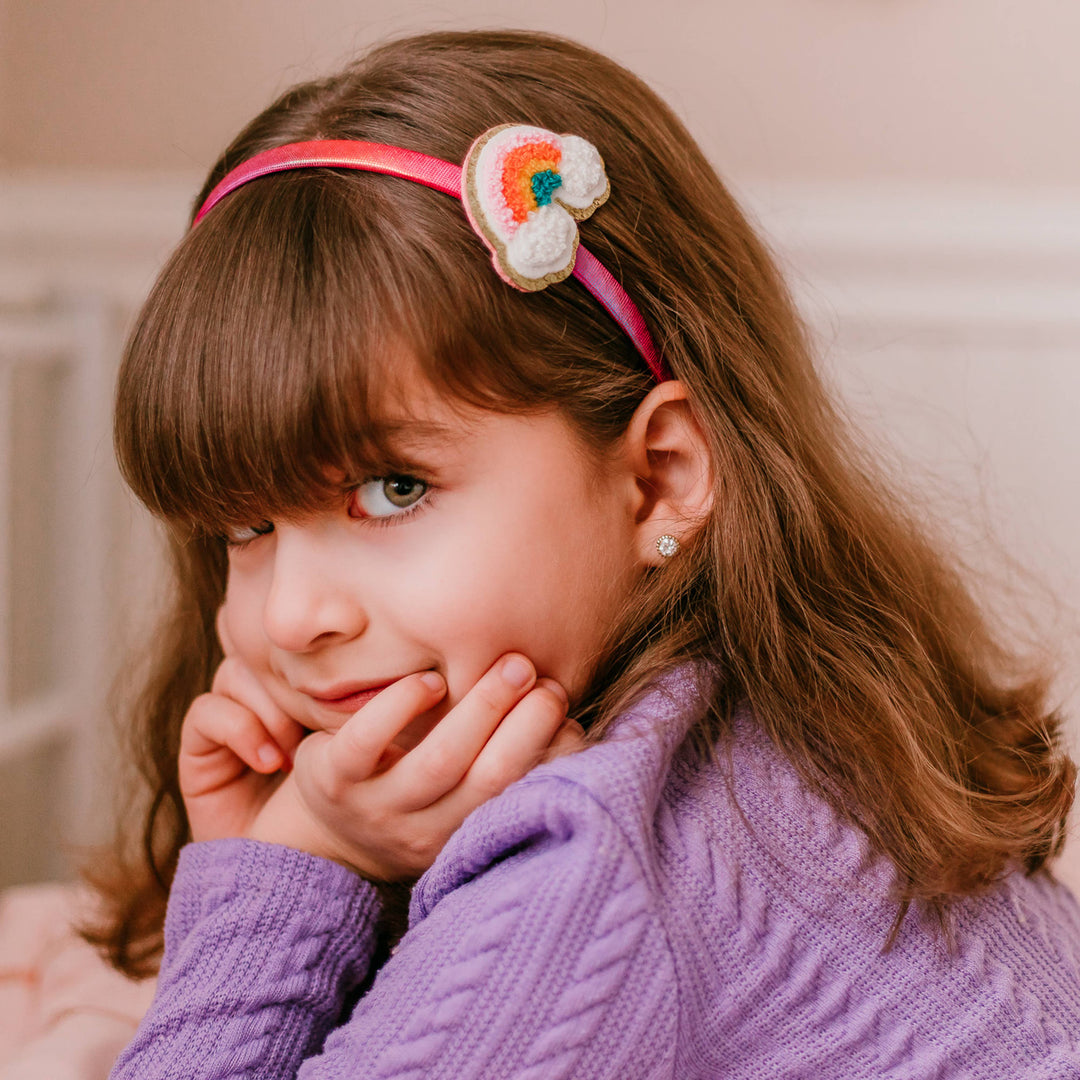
[111,675,1080,1078]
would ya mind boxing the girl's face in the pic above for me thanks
[217,385,642,743]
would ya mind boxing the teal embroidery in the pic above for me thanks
[530,169,562,208]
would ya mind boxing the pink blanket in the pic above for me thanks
[0,883,156,1080]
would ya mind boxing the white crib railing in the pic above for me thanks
[0,175,190,887]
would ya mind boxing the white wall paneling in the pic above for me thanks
[0,174,188,887]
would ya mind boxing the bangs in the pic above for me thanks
[115,168,626,537]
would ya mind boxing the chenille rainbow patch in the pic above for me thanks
[463,124,610,292]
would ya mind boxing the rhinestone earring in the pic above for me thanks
[656,534,680,559]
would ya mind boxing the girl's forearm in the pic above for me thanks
[110,777,676,1080]
[110,840,380,1080]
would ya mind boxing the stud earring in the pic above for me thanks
[656,534,680,559]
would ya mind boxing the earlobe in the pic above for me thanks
[624,380,714,566]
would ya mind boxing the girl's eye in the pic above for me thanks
[350,476,429,519]
[224,520,274,546]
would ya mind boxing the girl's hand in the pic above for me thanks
[178,652,583,881]
[249,656,581,881]
[178,657,308,843]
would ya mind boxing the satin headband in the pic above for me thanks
[193,126,666,382]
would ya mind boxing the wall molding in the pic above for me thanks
[1,173,1078,339]
[738,180,1080,343]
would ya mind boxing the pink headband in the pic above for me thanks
[193,126,666,382]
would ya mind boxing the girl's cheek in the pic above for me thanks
[214,603,232,655]
[217,585,261,661]
[217,601,240,658]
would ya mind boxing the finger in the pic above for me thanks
[415,680,570,830]
[180,693,287,795]
[306,671,447,790]
[211,658,305,761]
[391,654,538,806]
[541,717,587,763]
[372,741,408,774]
[457,677,569,801]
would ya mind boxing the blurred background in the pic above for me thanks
[0,0,1077,892]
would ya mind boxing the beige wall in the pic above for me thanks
[2,0,1080,184]
[0,0,10,161]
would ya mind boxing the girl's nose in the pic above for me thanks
[260,525,367,652]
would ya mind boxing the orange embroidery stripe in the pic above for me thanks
[500,141,561,223]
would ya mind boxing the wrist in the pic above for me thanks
[246,795,390,882]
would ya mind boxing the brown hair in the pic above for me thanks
[87,29,1074,977]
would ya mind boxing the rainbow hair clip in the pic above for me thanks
[194,128,665,381]
[463,124,609,292]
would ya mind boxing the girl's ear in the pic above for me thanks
[622,380,714,567]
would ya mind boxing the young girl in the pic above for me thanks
[98,29,1080,1079]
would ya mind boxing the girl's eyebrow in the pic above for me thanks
[395,420,464,444]
[346,419,470,473]
[369,419,470,453]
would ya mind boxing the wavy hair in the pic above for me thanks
[86,29,1073,976]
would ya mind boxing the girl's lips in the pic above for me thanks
[305,683,393,713]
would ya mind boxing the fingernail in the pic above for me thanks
[501,655,533,689]
[537,677,569,706]
[257,745,280,769]
[420,670,445,692]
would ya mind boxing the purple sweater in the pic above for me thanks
[112,677,1080,1078]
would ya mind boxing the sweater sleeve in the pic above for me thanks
[111,777,679,1080]
[109,839,382,1080]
